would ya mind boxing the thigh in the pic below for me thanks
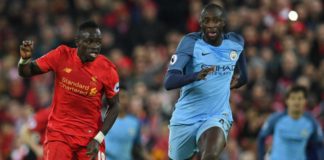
[44,141,73,160]
[76,144,105,160]
[168,124,200,160]
[198,127,225,158]
[196,117,232,158]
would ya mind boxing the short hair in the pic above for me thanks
[202,3,224,12]
[200,3,226,22]
[78,20,99,32]
[285,85,308,99]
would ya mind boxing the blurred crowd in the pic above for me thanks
[0,0,324,160]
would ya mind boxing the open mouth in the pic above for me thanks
[89,52,98,58]
[206,30,218,38]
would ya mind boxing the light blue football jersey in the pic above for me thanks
[258,112,324,160]
[105,115,141,160]
[168,32,244,125]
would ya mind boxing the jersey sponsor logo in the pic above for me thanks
[202,52,211,56]
[201,64,235,76]
[63,67,72,73]
[114,82,120,93]
[170,55,177,65]
[60,77,90,95]
[89,88,98,96]
[230,50,238,61]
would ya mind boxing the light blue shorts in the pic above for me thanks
[168,116,232,160]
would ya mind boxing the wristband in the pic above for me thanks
[19,58,31,65]
[94,131,105,144]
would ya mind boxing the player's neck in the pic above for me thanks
[78,54,87,63]
[203,34,223,46]
[118,111,126,118]
[288,112,302,120]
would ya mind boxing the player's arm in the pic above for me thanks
[164,35,214,90]
[87,95,119,160]
[18,40,44,77]
[230,52,248,89]
[306,115,324,160]
[164,62,214,90]
[257,113,279,160]
[101,95,119,135]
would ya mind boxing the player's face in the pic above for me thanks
[76,28,102,62]
[286,91,306,116]
[119,90,129,111]
[200,8,225,44]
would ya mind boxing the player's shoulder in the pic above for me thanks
[185,32,202,40]
[56,44,74,52]
[268,111,287,123]
[181,32,202,43]
[54,45,76,57]
[303,112,318,125]
[126,115,140,124]
[224,32,244,47]
[96,55,117,70]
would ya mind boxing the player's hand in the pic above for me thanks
[86,139,100,160]
[20,40,34,59]
[197,66,215,80]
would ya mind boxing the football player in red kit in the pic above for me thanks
[18,20,120,160]
[20,107,51,159]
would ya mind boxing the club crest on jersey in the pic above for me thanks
[170,55,177,65]
[229,50,238,61]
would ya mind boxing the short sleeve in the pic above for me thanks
[307,114,324,143]
[35,45,64,72]
[227,32,244,47]
[167,35,196,72]
[313,122,324,143]
[104,67,120,99]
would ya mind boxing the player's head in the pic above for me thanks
[119,85,129,112]
[199,3,226,45]
[285,85,308,118]
[75,20,102,62]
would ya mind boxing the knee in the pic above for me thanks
[201,151,222,160]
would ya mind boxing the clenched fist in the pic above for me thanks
[20,40,34,59]
[197,66,215,80]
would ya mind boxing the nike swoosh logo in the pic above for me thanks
[202,52,211,56]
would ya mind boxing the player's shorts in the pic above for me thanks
[168,116,232,160]
[44,129,105,160]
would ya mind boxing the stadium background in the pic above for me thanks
[0,0,323,159]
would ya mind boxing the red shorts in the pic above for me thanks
[43,129,105,160]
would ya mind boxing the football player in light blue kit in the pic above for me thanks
[164,3,248,160]
[257,85,324,160]
[105,87,148,160]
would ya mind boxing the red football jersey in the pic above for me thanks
[27,107,51,144]
[36,45,119,139]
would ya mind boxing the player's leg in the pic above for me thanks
[198,127,225,159]
[196,118,232,160]
[43,141,73,160]
[168,123,201,160]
